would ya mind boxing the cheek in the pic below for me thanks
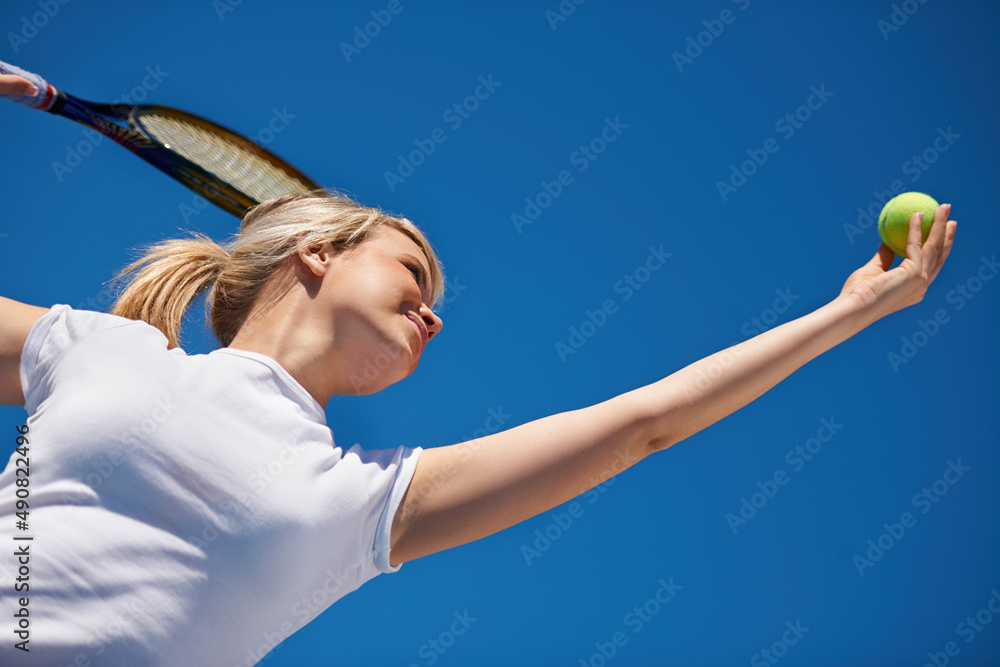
[328,273,390,320]
[329,292,400,350]
[325,262,408,349]
[335,262,401,307]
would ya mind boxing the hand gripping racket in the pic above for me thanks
[0,60,321,217]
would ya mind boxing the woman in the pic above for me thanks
[0,73,957,665]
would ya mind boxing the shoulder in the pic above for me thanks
[0,297,51,405]
[44,303,167,343]
[17,302,174,411]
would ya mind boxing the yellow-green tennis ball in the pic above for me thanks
[878,192,938,257]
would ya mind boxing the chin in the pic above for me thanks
[347,374,402,396]
[345,341,415,394]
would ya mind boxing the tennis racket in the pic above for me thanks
[0,60,321,218]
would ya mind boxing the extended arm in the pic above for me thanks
[389,206,956,566]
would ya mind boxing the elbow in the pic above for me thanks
[632,407,679,455]
[628,381,696,456]
[646,433,676,454]
[627,391,680,456]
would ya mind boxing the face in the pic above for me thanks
[298,226,443,396]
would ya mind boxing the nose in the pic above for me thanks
[419,304,443,341]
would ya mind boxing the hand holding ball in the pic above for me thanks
[878,192,939,257]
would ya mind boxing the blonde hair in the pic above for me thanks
[109,190,445,349]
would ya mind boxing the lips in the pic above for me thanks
[405,312,427,353]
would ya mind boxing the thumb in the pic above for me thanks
[0,74,38,97]
[865,242,896,273]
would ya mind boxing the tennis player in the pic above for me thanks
[0,74,957,665]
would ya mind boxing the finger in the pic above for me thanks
[0,74,37,96]
[858,242,894,274]
[929,220,957,283]
[904,211,924,270]
[876,242,896,272]
[922,203,951,268]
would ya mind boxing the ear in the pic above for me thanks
[294,232,334,278]
[296,244,334,278]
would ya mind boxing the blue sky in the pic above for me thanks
[2,1,999,665]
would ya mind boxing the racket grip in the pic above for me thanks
[0,60,57,111]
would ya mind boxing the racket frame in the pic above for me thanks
[46,87,320,217]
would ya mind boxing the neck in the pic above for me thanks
[226,290,338,409]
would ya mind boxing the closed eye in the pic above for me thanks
[406,262,429,301]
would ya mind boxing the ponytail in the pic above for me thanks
[109,234,229,349]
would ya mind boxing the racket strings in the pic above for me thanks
[136,113,313,203]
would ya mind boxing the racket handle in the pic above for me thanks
[0,60,57,111]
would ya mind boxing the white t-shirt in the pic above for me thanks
[0,304,422,666]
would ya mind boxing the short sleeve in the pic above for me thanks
[19,304,138,414]
[346,443,423,575]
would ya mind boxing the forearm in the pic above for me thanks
[635,294,874,452]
